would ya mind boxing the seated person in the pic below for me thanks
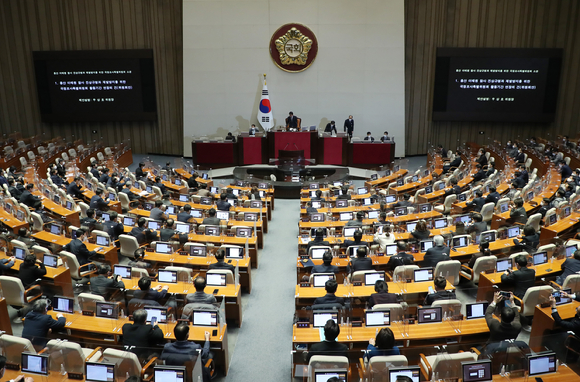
[513,224,540,251]
[305,201,318,214]
[393,194,412,208]
[149,200,168,221]
[63,228,96,266]
[134,276,169,302]
[485,185,500,205]
[556,249,580,286]
[472,164,486,182]
[224,188,238,200]
[336,186,351,200]
[380,131,390,142]
[467,240,492,269]
[160,323,211,379]
[423,276,455,306]
[501,254,535,300]
[347,247,373,273]
[185,276,217,305]
[549,292,580,332]
[444,177,461,196]
[122,308,164,360]
[311,189,324,201]
[410,220,430,241]
[443,151,461,173]
[485,292,521,343]
[0,254,15,275]
[18,254,46,288]
[225,132,236,142]
[345,211,364,227]
[216,193,232,211]
[159,218,177,242]
[20,183,42,210]
[373,224,395,252]
[89,188,110,211]
[422,235,450,268]
[509,197,527,224]
[452,221,466,237]
[208,248,235,273]
[22,299,66,348]
[368,280,398,307]
[90,264,125,298]
[177,204,193,223]
[341,229,365,248]
[365,327,400,361]
[103,211,124,241]
[16,227,36,248]
[313,279,344,306]
[386,241,414,272]
[467,213,487,237]
[130,217,159,245]
[306,319,348,362]
[121,182,139,202]
[202,208,221,226]
[306,228,330,252]
[364,131,375,141]
[311,250,339,274]
[466,190,486,212]
[80,208,97,231]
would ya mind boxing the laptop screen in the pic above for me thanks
[365,310,390,326]
[50,223,62,235]
[14,247,26,260]
[158,270,177,283]
[385,244,397,256]
[123,216,135,226]
[258,183,268,189]
[210,186,219,194]
[200,197,212,205]
[371,174,378,180]
[114,265,132,279]
[21,353,49,375]
[205,226,220,236]
[244,212,258,221]
[216,211,229,220]
[310,213,324,222]
[507,226,520,238]
[357,187,368,195]
[368,211,379,219]
[420,240,434,252]
[166,206,176,215]
[314,369,347,382]
[155,242,173,254]
[388,366,421,382]
[434,218,447,229]
[343,227,357,237]
[528,352,557,376]
[52,295,74,314]
[148,220,160,230]
[364,272,385,286]
[465,302,489,320]
[206,273,226,286]
[533,252,548,266]
[236,227,252,237]
[226,247,243,258]
[43,254,58,268]
[385,195,396,203]
[335,200,348,208]
[462,360,492,382]
[145,306,168,324]
[101,213,110,222]
[312,274,334,287]
[95,302,119,319]
[496,259,512,273]
[310,183,319,189]
[96,235,109,246]
[566,245,578,258]
[175,223,190,234]
[85,362,115,382]
[395,207,407,216]
[425,185,433,194]
[454,215,472,225]
[192,311,218,327]
[414,268,434,282]
[310,248,327,259]
[417,306,442,324]
[250,200,262,208]
[452,236,469,248]
[339,212,352,221]
[16,210,25,221]
[313,311,338,327]
[190,209,203,218]
[406,222,418,232]
[499,203,509,213]
[179,195,189,202]
[480,231,496,243]
[419,203,432,212]
[189,245,206,256]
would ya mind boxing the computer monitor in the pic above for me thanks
[310,213,324,222]
[175,223,190,234]
[499,203,509,213]
[462,360,492,382]
[145,186,153,193]
[148,220,161,230]
[458,193,467,202]
[43,254,58,268]
[108,192,116,202]
[312,311,338,327]
[393,165,400,172]
[244,212,258,221]
[250,200,262,208]
[425,185,433,194]
[192,310,218,327]
[406,221,418,232]
[174,179,182,186]
[114,265,132,279]
[343,227,357,237]
[452,236,469,248]
[50,223,62,235]
[144,306,168,324]
[236,227,252,237]
[340,212,352,221]
[14,247,26,260]
[157,269,177,283]
[165,206,176,215]
[420,240,434,252]
[394,207,407,216]
[310,248,327,260]
[225,247,244,259]
[547,213,557,226]
[368,211,379,219]
[371,174,378,180]
[465,302,489,320]
[85,362,115,382]
[227,199,236,206]
[65,200,73,210]
[155,242,173,254]
[314,369,347,382]
[496,258,512,273]
[385,195,396,204]
[364,272,385,286]
[385,244,397,256]
[433,218,448,229]
[258,182,268,189]
[417,306,442,324]
[52,295,74,314]
[384,169,392,176]
[563,206,572,217]
[566,245,578,258]
[365,310,390,326]
[202,173,209,180]
[210,186,219,194]
[96,235,110,247]
[413,268,434,282]
[480,231,496,243]
[206,273,226,286]
[310,183,319,189]
[189,245,206,256]
[453,215,472,225]
[527,352,557,376]
[419,203,432,212]
[507,226,520,238]
[205,226,220,236]
[312,273,335,287]
[21,353,49,375]
[16,209,25,221]
[362,198,372,206]
[388,366,421,382]
[190,209,203,218]
[200,197,212,205]
[397,179,404,186]
[357,187,368,195]
[216,211,229,221]
[533,251,548,266]
[53,194,60,204]
[101,212,110,222]
[336,200,348,208]
[123,216,135,226]
[179,194,189,202]
[95,302,119,319]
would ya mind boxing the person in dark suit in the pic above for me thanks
[121,182,139,202]
[22,299,66,348]
[501,254,536,299]
[345,211,365,227]
[511,171,526,189]
[386,241,414,272]
[422,235,450,268]
[202,208,221,226]
[311,189,325,201]
[393,194,413,208]
[149,200,168,221]
[134,276,169,302]
[79,208,97,231]
[485,185,501,205]
[20,183,42,209]
[130,218,158,245]
[380,131,390,142]
[560,162,573,180]
[90,264,125,298]
[159,219,177,242]
[423,276,456,305]
[368,280,398,307]
[443,152,461,173]
[216,193,232,211]
[306,319,348,362]
[324,120,337,134]
[513,225,540,252]
[50,169,66,187]
[476,149,488,167]
[444,177,461,196]
[286,111,298,129]
[209,248,236,273]
[311,250,339,274]
[89,189,110,211]
[7,177,23,200]
[515,148,525,164]
[549,292,580,332]
[347,247,373,273]
[249,124,258,136]
[556,249,580,285]
[305,201,318,214]
[63,229,96,266]
[537,197,551,217]
[313,279,344,306]
[99,168,110,184]
[177,204,193,223]
[135,162,148,180]
[466,213,487,237]
[411,220,430,241]
[485,292,521,343]
[364,132,375,142]
[466,190,486,212]
[122,308,164,360]
[307,228,330,252]
[472,164,486,182]
[509,197,527,224]
[55,158,66,177]
[485,162,496,177]
[160,323,211,378]
[344,115,354,138]
[467,240,492,269]
[184,276,217,306]
[335,185,351,200]
[342,230,365,249]
[103,211,124,241]
[18,254,46,287]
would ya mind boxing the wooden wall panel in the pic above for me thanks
[405,0,580,156]
[0,0,183,155]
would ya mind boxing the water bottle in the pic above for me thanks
[499,365,506,377]
[120,309,125,319]
[60,363,67,375]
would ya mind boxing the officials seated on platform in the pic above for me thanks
[386,241,414,272]
[122,308,164,360]
[178,204,193,223]
[150,200,168,221]
[306,319,348,362]
[364,132,375,142]
[411,220,430,241]
[368,280,398,308]
[556,249,580,285]
[423,276,456,306]
[216,194,231,211]
[313,279,344,306]
[23,299,66,348]
[130,217,158,245]
[209,248,236,273]
[307,228,330,252]
[90,264,125,299]
[311,250,339,274]
[346,211,364,227]
[286,111,299,129]
[64,228,96,266]
[249,124,258,136]
[501,254,535,300]
[486,292,521,343]
[380,131,390,142]
[374,224,395,252]
[365,327,400,361]
[347,247,373,273]
[422,235,450,268]
[225,132,236,143]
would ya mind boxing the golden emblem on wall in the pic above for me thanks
[269,23,318,73]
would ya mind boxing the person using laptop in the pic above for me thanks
[422,235,450,268]
[509,197,527,224]
[444,177,461,196]
[185,276,217,306]
[216,193,232,211]
[18,254,46,288]
[306,319,348,362]
[306,228,330,252]
[89,188,110,211]
[209,248,236,273]
[393,194,413,208]
[386,241,415,272]
[336,186,351,200]
[365,327,399,361]
[20,183,42,210]
[160,323,212,381]
[149,200,168,221]
[153,176,169,198]
[341,229,365,249]
[135,276,169,302]
[345,211,365,227]
[347,247,373,273]
[103,211,124,241]
[22,299,66,348]
[129,217,159,245]
[373,224,395,252]
[472,164,486,183]
[311,250,339,274]
[501,254,535,300]
[313,279,344,306]
[411,220,430,241]
[485,291,521,343]
[121,181,140,203]
[512,224,540,251]
[63,228,97,266]
[177,204,194,223]
[0,254,15,275]
[484,185,501,205]
[467,240,492,269]
[122,308,164,360]
[80,208,98,231]
[15,227,36,248]
[90,264,125,299]
[128,248,152,269]
[368,280,398,307]
[202,208,221,226]
[423,276,456,306]
[466,213,487,237]
[159,219,177,242]
[311,189,325,202]
[556,249,580,285]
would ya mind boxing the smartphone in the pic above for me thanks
[150,317,157,326]
[212,329,218,336]
[213,288,219,295]
[428,286,434,294]
[227,260,232,263]
[552,291,561,298]
[500,291,511,299]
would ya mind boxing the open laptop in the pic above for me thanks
[312,273,335,287]
[388,366,421,382]
[385,195,396,204]
[206,273,227,286]
[507,226,520,238]
[310,247,327,260]
[114,265,132,279]
[14,247,26,260]
[96,235,110,247]
[339,212,352,221]
[189,245,206,256]
[190,209,203,218]
[244,212,258,221]
[433,218,448,229]
[95,302,119,319]
[21,353,49,375]
[310,212,324,222]
[43,254,59,268]
[527,352,557,376]
[465,302,489,320]
[148,220,161,230]
[364,272,385,286]
[157,269,177,283]
[175,223,191,234]
[179,194,189,202]
[314,369,347,382]
[365,310,390,326]
[52,295,74,314]
[566,244,578,258]
[236,227,252,237]
[368,210,379,219]
[533,251,548,266]
[225,246,244,259]
[123,216,136,226]
[50,223,62,235]
[165,205,176,215]
[462,360,492,382]
[155,242,173,254]
[452,236,469,248]
[205,226,220,236]
[419,203,432,212]
[414,268,434,282]
[85,362,115,382]
[417,306,442,324]
[192,310,219,327]
[420,240,434,252]
[101,212,110,222]
[385,244,397,256]
[343,227,357,237]
[313,311,338,327]
[357,187,368,195]
[144,306,168,324]
[496,258,512,273]
[335,200,348,208]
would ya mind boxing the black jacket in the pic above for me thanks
[313,293,345,306]
[559,258,580,284]
[500,267,536,299]
[122,322,164,359]
[386,252,414,272]
[307,340,348,363]
[90,274,125,298]
[347,257,374,273]
[369,291,398,307]
[159,228,177,242]
[424,289,456,306]
[467,197,486,212]
[18,262,46,287]
[177,211,192,223]
[22,311,66,347]
[422,246,451,268]
[89,195,109,211]
[216,200,231,211]
[104,220,124,240]
[485,304,521,343]
[311,263,339,274]
[472,170,486,182]
[485,191,501,205]
[63,239,96,266]
[208,260,235,273]
[20,190,42,209]
[552,310,580,332]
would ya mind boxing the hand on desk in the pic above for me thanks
[158,285,169,291]
[205,331,211,341]
[56,313,64,319]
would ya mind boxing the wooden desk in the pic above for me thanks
[39,196,81,226]
[0,208,29,234]
[364,169,409,189]
[31,231,118,266]
[80,189,122,213]
[185,233,259,269]
[540,211,580,242]
[529,301,580,352]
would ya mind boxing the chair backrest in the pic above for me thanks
[96,152,105,161]
[526,213,542,232]
[118,192,131,209]
[0,334,36,364]
[131,267,149,279]
[471,255,497,284]
[562,274,580,293]
[368,355,408,382]
[78,202,90,219]
[372,303,405,321]
[521,286,553,316]
[308,245,332,258]
[308,355,349,382]
[152,185,163,199]
[20,157,28,167]
[164,266,194,282]
[59,250,82,279]
[119,234,139,258]
[392,265,419,281]
[480,202,496,222]
[78,292,105,312]
[536,244,556,259]
[544,208,557,223]
[30,212,44,232]
[430,352,477,378]
[434,260,462,286]
[442,194,457,212]
[207,269,234,284]
[11,239,31,256]
[46,339,87,373]
[0,276,26,307]
[102,348,141,378]
[432,299,462,317]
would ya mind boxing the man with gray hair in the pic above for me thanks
[422,235,450,268]
[22,299,66,348]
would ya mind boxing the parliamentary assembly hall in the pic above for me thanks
[1,0,580,381]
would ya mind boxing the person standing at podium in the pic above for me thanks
[286,111,298,129]
[344,115,354,138]
[324,120,337,135]
[249,124,258,136]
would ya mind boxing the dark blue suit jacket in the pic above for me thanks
[22,311,66,346]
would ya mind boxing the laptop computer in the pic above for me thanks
[96,235,110,247]
[113,265,132,279]
[206,273,226,286]
[465,302,489,320]
[43,254,59,268]
[312,311,338,327]
[85,362,115,382]
[95,302,119,319]
[192,310,219,327]
[417,306,442,324]
[155,242,173,254]
[364,272,385,286]
[414,268,434,282]
[21,353,49,375]
[527,352,557,376]
[225,247,244,259]
[144,306,168,324]
[189,245,206,256]
[312,273,335,287]
[216,211,229,221]
[157,269,177,283]
[388,366,420,382]
[52,295,74,314]
[365,310,390,326]
[123,216,136,226]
